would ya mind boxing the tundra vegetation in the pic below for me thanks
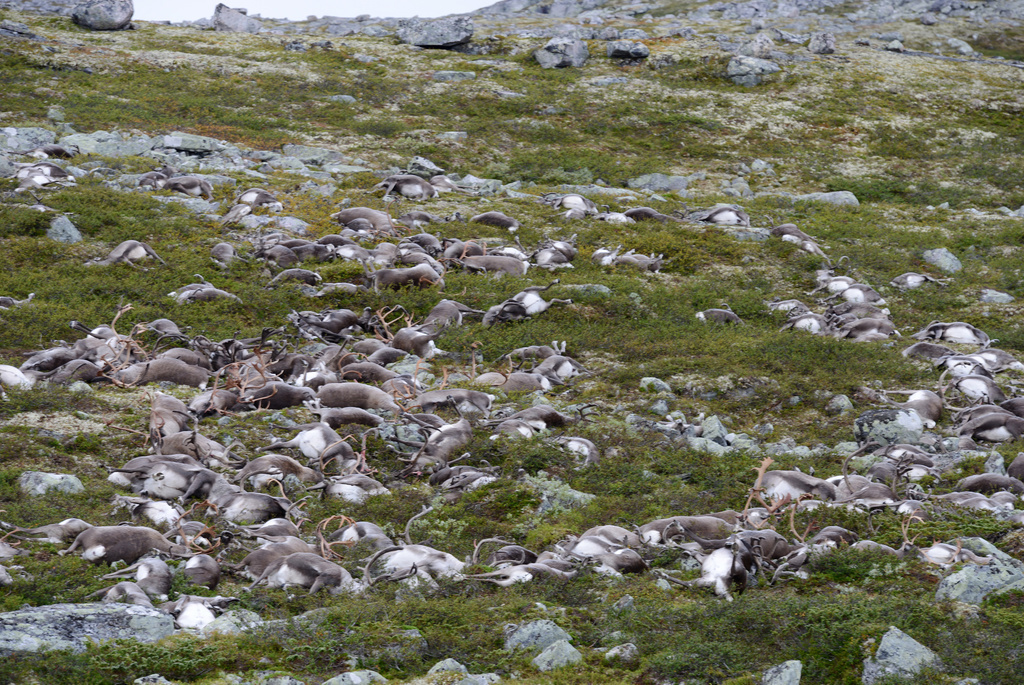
[1,1,1024,684]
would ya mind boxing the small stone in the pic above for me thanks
[826,394,854,416]
[504,619,572,652]
[808,32,835,54]
[47,106,65,122]
[726,55,780,86]
[650,399,670,416]
[762,659,802,685]
[134,676,173,685]
[437,131,468,141]
[561,283,611,298]
[640,377,672,393]
[396,16,473,48]
[407,156,444,177]
[612,595,634,612]
[922,248,962,274]
[980,289,1014,304]
[795,191,859,206]
[534,37,589,68]
[531,639,582,671]
[885,40,905,52]
[946,38,975,56]
[433,71,476,82]
[862,626,940,685]
[627,173,688,192]
[604,643,639,667]
[920,13,938,24]
[328,94,357,103]
[607,41,649,59]
[19,472,85,496]
[701,415,728,444]
[47,215,83,243]
[428,658,468,675]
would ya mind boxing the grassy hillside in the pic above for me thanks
[1,4,1024,684]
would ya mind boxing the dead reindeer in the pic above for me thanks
[86,240,166,267]
[316,382,404,414]
[235,454,325,490]
[100,556,173,599]
[227,536,316,580]
[246,552,359,595]
[0,517,92,544]
[261,423,357,473]
[110,495,186,529]
[406,389,494,416]
[363,261,444,291]
[155,430,245,469]
[149,391,193,441]
[59,526,194,565]
[658,532,757,601]
[87,581,153,607]
[398,418,474,476]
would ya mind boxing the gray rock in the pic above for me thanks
[922,247,962,274]
[561,283,611,297]
[854,409,924,446]
[826,394,854,416]
[0,154,16,178]
[396,17,473,48]
[885,40,905,52]
[604,642,639,667]
[428,658,469,675]
[935,538,1024,604]
[0,603,173,655]
[19,471,84,496]
[651,399,670,416]
[161,132,223,153]
[726,55,780,86]
[274,217,311,234]
[591,77,631,86]
[0,566,14,587]
[134,676,173,685]
[433,71,477,82]
[985,452,1006,476]
[739,33,775,59]
[686,436,729,455]
[504,619,572,652]
[531,639,582,671]
[2,127,56,152]
[71,0,133,31]
[980,289,1014,304]
[723,227,770,241]
[607,41,649,59]
[407,156,444,177]
[920,12,938,24]
[213,4,262,33]
[455,675,500,685]
[60,131,152,157]
[321,671,387,685]
[795,190,859,207]
[328,94,357,104]
[201,609,262,637]
[534,37,589,68]
[437,131,468,141]
[946,38,975,56]
[640,377,673,393]
[620,29,649,40]
[47,106,65,122]
[281,144,345,166]
[701,415,728,444]
[47,216,83,243]
[808,32,835,54]
[762,660,802,684]
[862,626,940,685]
[599,27,620,40]
[627,173,687,192]
[612,595,634,612]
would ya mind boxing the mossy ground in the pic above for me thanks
[1,3,1023,684]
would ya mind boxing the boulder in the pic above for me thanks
[71,0,133,31]
[213,4,262,33]
[428,658,469,675]
[922,247,962,274]
[534,37,589,68]
[19,471,84,496]
[505,619,573,652]
[200,609,263,637]
[2,127,56,153]
[407,156,445,178]
[627,173,688,193]
[396,17,473,48]
[59,131,152,157]
[726,56,780,86]
[854,409,924,446]
[862,626,940,684]
[795,190,859,207]
[160,132,223,153]
[433,71,477,82]
[808,32,835,54]
[763,660,802,684]
[0,603,173,655]
[47,216,83,244]
[322,671,387,685]
[980,289,1014,304]
[532,639,583,671]
[739,33,775,59]
[604,642,639,667]
[935,538,1024,604]
[607,41,649,59]
[281,144,345,166]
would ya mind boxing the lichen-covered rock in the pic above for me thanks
[2,127,57,153]
[726,56,780,86]
[200,609,262,637]
[794,191,859,207]
[59,131,152,157]
[504,619,572,652]
[534,37,589,68]
[854,409,924,446]
[808,32,835,54]
[160,132,223,153]
[213,4,261,33]
[19,471,84,496]
[428,658,469,675]
[0,603,173,655]
[607,40,649,59]
[627,173,687,192]
[47,216,83,244]
[396,17,473,48]
[322,671,387,685]
[922,248,962,274]
[763,659,802,684]
[980,289,1014,304]
[935,538,1024,604]
[71,0,133,31]
[604,642,639,667]
[281,144,345,166]
[862,626,940,684]
[531,638,582,671]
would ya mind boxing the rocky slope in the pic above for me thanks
[1,1,1024,684]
